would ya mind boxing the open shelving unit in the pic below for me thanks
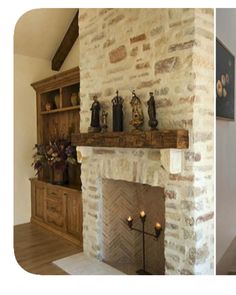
[31,66,81,187]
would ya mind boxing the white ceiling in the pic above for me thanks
[14,8,78,60]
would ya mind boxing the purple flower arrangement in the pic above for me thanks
[32,139,77,175]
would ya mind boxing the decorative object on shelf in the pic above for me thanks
[216,38,235,120]
[32,139,77,185]
[129,90,144,130]
[101,110,108,132]
[147,92,158,130]
[45,102,53,111]
[126,211,162,275]
[88,95,101,132]
[54,94,60,109]
[112,90,124,132]
[71,92,79,106]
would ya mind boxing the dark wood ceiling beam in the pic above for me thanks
[51,10,79,71]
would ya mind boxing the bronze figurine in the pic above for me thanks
[147,92,158,130]
[112,90,124,132]
[88,95,101,132]
[129,90,144,130]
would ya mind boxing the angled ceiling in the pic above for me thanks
[14,8,78,60]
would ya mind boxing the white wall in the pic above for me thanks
[216,9,236,262]
[14,42,79,225]
[14,54,55,225]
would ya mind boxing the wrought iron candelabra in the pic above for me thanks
[127,211,162,275]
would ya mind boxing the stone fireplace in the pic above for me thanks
[76,8,214,274]
[77,147,182,274]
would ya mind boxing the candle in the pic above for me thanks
[155,222,161,230]
[155,222,162,238]
[140,211,146,218]
[127,216,133,229]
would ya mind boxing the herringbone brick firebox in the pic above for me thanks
[102,179,165,275]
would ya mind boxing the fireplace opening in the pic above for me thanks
[101,179,165,275]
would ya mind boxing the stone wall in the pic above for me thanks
[78,8,214,274]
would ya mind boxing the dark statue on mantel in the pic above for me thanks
[88,95,101,132]
[112,90,124,132]
[101,110,108,132]
[129,90,144,130]
[147,92,158,130]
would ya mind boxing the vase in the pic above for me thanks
[48,166,54,184]
[68,163,81,188]
[70,92,79,106]
[45,102,53,111]
[53,167,65,185]
[54,94,60,109]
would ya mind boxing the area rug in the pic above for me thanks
[53,253,125,275]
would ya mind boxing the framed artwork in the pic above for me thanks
[216,38,235,120]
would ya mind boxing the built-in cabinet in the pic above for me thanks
[30,67,82,246]
[31,179,83,246]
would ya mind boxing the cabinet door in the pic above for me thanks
[45,187,66,232]
[64,190,83,241]
[31,181,45,221]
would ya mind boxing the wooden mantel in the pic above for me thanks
[71,129,189,149]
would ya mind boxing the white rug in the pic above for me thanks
[53,253,125,275]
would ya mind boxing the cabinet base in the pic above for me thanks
[31,218,83,248]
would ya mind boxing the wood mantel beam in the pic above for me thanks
[51,10,79,71]
[71,130,189,149]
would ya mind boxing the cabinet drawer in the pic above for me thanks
[46,196,63,215]
[45,189,66,231]
[47,187,61,199]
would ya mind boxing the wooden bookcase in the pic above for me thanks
[31,67,82,246]
[31,67,80,144]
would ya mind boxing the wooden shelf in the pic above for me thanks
[71,129,189,149]
[40,105,80,115]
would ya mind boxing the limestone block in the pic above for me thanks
[76,146,93,163]
[160,149,182,174]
